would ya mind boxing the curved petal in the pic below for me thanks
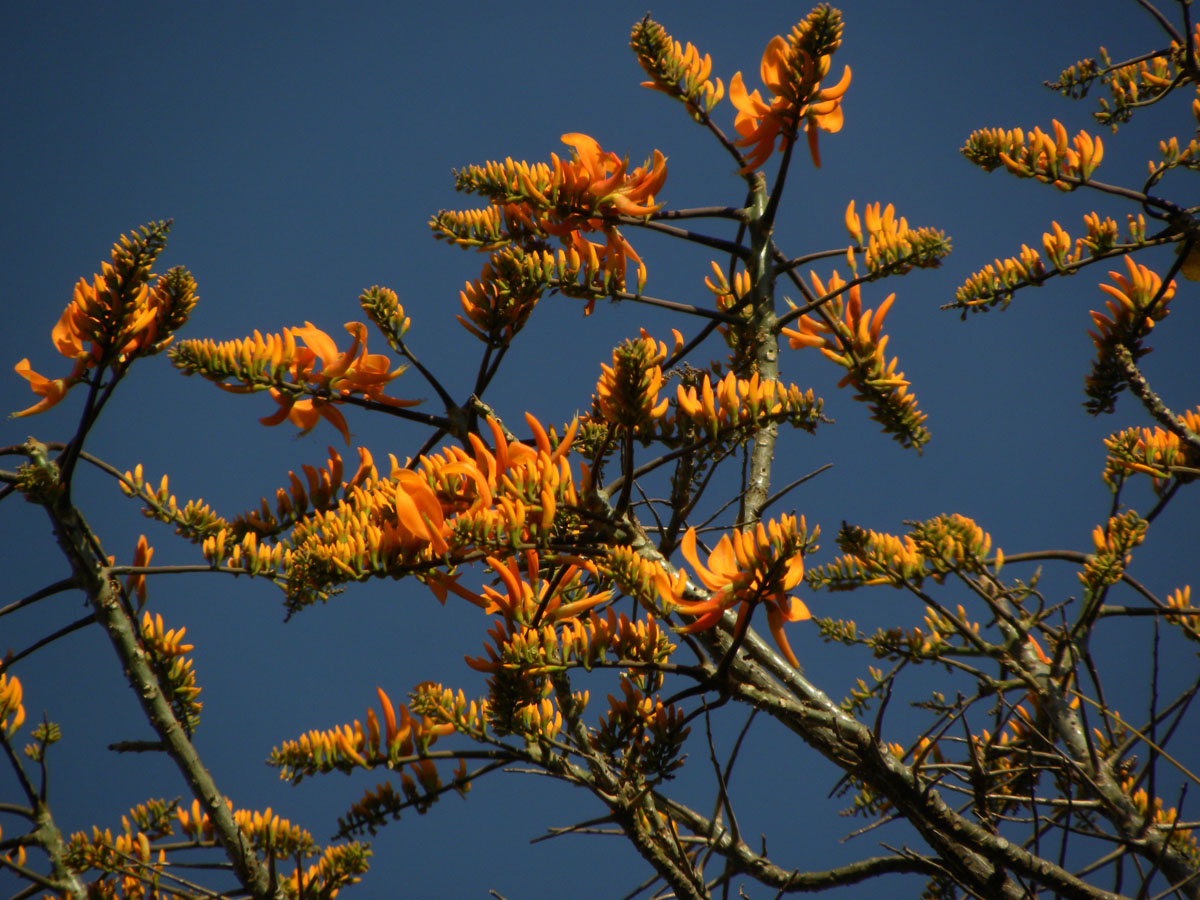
[11,358,80,417]
[759,36,790,95]
[815,65,852,101]
[729,72,771,117]
[292,322,340,368]
[681,527,721,592]
[766,606,801,668]
[561,133,605,178]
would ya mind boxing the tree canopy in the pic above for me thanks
[2,3,1198,899]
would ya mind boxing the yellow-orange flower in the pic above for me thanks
[631,16,725,119]
[126,535,154,606]
[12,358,88,418]
[1090,255,1174,348]
[729,22,851,171]
[450,134,667,294]
[664,519,811,668]
[229,321,415,443]
[0,674,24,736]
[14,223,196,417]
[593,330,681,432]
[556,133,668,218]
[782,269,928,450]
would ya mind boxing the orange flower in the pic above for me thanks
[290,322,406,396]
[12,358,88,418]
[14,223,195,418]
[451,134,667,294]
[437,551,609,627]
[125,535,155,606]
[729,26,851,170]
[664,519,811,668]
[556,133,668,218]
[256,322,416,443]
[593,330,681,432]
[260,393,353,443]
[0,673,24,736]
[548,134,666,294]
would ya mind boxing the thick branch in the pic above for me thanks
[737,174,779,528]
[1114,343,1200,454]
[653,790,941,891]
[43,497,278,899]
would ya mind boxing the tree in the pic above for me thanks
[2,2,1198,898]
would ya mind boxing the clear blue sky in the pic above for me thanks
[2,2,1196,898]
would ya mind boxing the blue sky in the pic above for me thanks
[2,2,1197,898]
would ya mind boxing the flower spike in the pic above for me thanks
[13,222,196,417]
[171,321,416,442]
[782,270,929,450]
[729,6,851,170]
[662,517,815,668]
[631,16,725,120]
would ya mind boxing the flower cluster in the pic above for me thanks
[121,464,230,542]
[593,330,681,436]
[429,203,536,250]
[1103,407,1200,493]
[276,416,580,609]
[1122,775,1200,862]
[843,201,950,277]
[358,285,411,351]
[729,7,851,170]
[201,526,288,575]
[64,822,168,899]
[0,673,23,737]
[140,611,202,733]
[442,133,667,295]
[961,120,1104,189]
[631,16,724,120]
[675,370,822,439]
[456,245,591,344]
[826,603,986,665]
[235,807,314,857]
[465,603,673,685]
[1165,586,1199,643]
[1049,27,1198,127]
[13,222,197,417]
[953,212,1145,311]
[268,687,457,787]
[170,321,415,443]
[241,446,378,535]
[593,679,690,780]
[340,774,468,834]
[782,270,929,450]
[1154,134,1200,177]
[953,244,1047,311]
[809,515,997,591]
[1085,256,1175,414]
[282,844,372,899]
[64,798,368,900]
[409,683,492,744]
[440,551,610,630]
[662,518,815,668]
[1078,511,1147,596]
